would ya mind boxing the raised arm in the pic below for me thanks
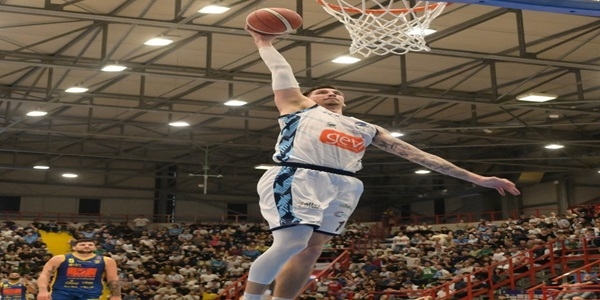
[37,255,65,300]
[246,28,314,115]
[371,126,520,196]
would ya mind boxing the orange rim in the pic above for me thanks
[316,0,451,15]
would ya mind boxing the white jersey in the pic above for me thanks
[272,105,378,172]
[258,105,378,234]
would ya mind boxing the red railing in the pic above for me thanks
[220,273,248,299]
[327,239,561,300]
[528,247,600,299]
[302,250,351,292]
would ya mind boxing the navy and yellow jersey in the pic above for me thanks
[51,253,106,295]
[0,281,27,300]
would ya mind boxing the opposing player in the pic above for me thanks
[0,273,37,300]
[242,27,520,300]
[37,238,121,300]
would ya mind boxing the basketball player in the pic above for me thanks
[36,238,121,300]
[0,272,37,300]
[242,27,520,300]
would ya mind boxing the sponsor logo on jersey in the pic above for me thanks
[2,287,22,295]
[326,122,336,128]
[339,203,353,209]
[334,211,349,218]
[298,201,321,209]
[319,129,365,153]
[66,267,97,278]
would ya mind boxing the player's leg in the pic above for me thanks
[243,225,314,299]
[271,175,362,299]
[272,231,333,299]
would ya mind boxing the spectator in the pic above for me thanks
[133,215,151,232]
[165,271,184,287]
[242,245,261,260]
[555,273,600,300]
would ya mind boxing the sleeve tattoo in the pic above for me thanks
[108,280,121,296]
[373,138,473,180]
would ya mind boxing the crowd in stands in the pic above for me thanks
[300,206,600,300]
[1,205,600,300]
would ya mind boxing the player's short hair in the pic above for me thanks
[302,84,339,96]
[72,238,97,246]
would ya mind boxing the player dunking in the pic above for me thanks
[242,28,521,300]
[37,238,121,300]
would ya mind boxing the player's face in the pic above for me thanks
[8,273,20,281]
[308,88,345,111]
[73,241,96,254]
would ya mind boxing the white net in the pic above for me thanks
[318,0,448,56]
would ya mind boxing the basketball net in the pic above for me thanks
[317,0,448,57]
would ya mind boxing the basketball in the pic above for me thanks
[246,8,303,35]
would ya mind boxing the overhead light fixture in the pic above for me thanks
[544,143,564,150]
[254,164,276,170]
[33,165,50,170]
[415,169,431,174]
[26,110,48,117]
[198,5,230,14]
[168,121,190,127]
[224,100,247,107]
[62,173,78,178]
[101,64,127,72]
[65,86,89,93]
[332,56,361,64]
[516,92,557,102]
[548,114,561,119]
[390,131,404,137]
[144,37,173,46]
[483,128,493,134]
[407,28,437,36]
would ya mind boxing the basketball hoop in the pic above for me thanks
[316,0,449,56]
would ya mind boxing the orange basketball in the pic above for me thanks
[246,8,303,35]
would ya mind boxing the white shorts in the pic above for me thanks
[257,165,363,235]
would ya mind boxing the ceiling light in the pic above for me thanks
[144,37,173,46]
[548,114,561,119]
[544,144,564,150]
[101,64,127,72]
[65,86,88,93]
[62,173,78,178]
[415,169,431,174]
[224,100,247,106]
[332,56,361,64]
[168,121,190,127]
[390,132,404,137]
[516,92,557,102]
[26,110,48,117]
[254,164,275,170]
[33,165,50,170]
[483,128,493,134]
[407,28,437,36]
[198,5,230,14]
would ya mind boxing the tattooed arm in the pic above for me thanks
[36,255,65,300]
[371,125,520,196]
[104,257,122,299]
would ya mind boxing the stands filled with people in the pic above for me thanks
[1,204,600,299]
